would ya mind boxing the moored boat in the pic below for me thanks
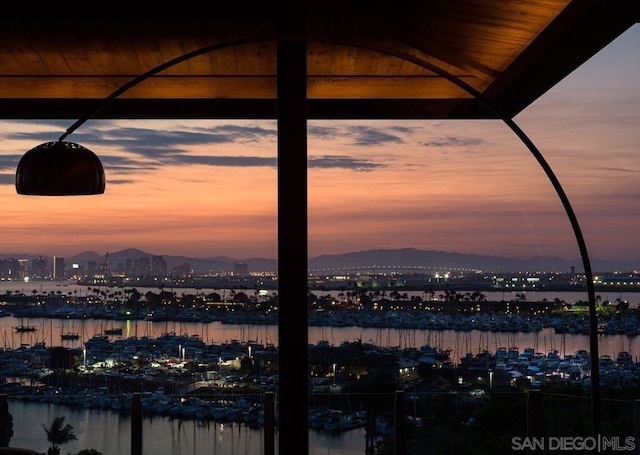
[13,324,37,332]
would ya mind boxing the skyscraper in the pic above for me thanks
[234,262,249,277]
[31,256,47,280]
[53,256,65,280]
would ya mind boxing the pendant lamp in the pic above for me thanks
[16,140,105,196]
[13,33,239,197]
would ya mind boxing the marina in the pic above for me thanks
[2,314,639,366]
[3,321,639,454]
[3,285,640,453]
[0,286,640,455]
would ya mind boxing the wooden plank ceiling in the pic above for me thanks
[0,1,637,120]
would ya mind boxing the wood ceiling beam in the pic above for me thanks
[0,98,495,120]
[383,27,501,83]
[0,76,477,99]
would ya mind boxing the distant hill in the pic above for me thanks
[2,247,637,273]
[307,248,616,273]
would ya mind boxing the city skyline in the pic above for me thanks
[1,245,637,274]
[0,26,637,264]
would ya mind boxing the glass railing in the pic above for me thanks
[3,385,640,454]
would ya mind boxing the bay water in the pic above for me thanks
[3,282,640,453]
[8,399,365,455]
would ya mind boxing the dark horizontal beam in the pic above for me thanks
[0,98,498,120]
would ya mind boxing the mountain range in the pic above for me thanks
[2,248,637,273]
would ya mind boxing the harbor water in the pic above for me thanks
[3,314,640,364]
[2,282,640,363]
[3,282,640,453]
[7,399,365,455]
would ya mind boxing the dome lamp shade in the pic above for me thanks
[16,141,105,196]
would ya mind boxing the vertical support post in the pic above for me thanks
[633,400,640,455]
[0,394,9,447]
[264,391,275,455]
[394,390,405,455]
[527,389,542,440]
[277,2,308,455]
[131,392,142,455]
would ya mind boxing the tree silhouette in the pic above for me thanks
[42,416,77,455]
[342,369,398,454]
[0,395,13,446]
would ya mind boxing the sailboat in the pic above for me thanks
[104,318,122,336]
[104,326,122,336]
[61,319,80,340]
[13,323,37,333]
[13,314,37,332]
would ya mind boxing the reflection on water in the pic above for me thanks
[0,317,274,349]
[1,315,639,365]
[8,400,366,455]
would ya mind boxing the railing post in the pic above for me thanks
[264,391,275,455]
[633,400,640,455]
[527,389,542,440]
[0,394,9,447]
[131,392,142,455]
[394,390,405,455]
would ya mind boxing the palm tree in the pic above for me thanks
[0,395,13,446]
[42,416,77,455]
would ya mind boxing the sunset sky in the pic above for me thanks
[0,25,638,264]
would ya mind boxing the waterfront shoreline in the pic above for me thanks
[2,299,639,336]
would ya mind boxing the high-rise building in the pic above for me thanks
[87,260,98,278]
[151,255,167,277]
[172,262,191,278]
[17,259,29,279]
[31,256,48,280]
[234,262,249,276]
[53,256,66,280]
[0,257,22,280]
[69,263,83,278]
[135,257,151,277]
[125,258,133,276]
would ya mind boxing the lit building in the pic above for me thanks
[134,257,151,277]
[53,256,66,280]
[31,256,48,280]
[0,257,22,280]
[87,260,98,278]
[234,262,249,276]
[17,259,29,279]
[151,255,168,277]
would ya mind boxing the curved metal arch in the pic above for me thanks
[344,37,601,432]
[59,32,601,434]
[356,39,601,434]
